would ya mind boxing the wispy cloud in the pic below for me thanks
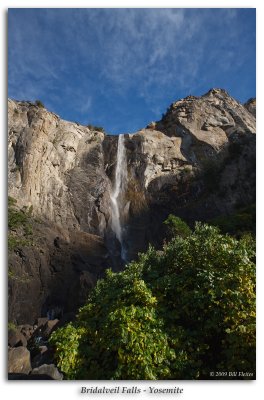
[8,8,256,133]
[79,96,92,114]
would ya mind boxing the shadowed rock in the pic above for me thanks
[8,329,27,347]
[31,364,63,380]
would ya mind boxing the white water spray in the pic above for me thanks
[110,134,128,257]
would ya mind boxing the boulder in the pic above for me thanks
[41,319,59,339]
[36,317,48,328]
[19,324,35,340]
[31,346,54,369]
[30,319,59,346]
[39,345,48,354]
[31,364,63,380]
[8,347,31,374]
[8,329,27,347]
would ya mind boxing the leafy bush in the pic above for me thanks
[210,204,256,237]
[35,100,45,108]
[163,214,191,238]
[50,222,255,380]
[50,270,175,379]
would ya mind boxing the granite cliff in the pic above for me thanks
[8,88,256,324]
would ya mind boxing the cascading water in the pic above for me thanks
[110,134,128,260]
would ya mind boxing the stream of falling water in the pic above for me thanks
[110,134,127,260]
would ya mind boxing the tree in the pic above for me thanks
[163,214,191,238]
[50,221,255,380]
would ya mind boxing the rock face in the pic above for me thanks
[8,99,111,234]
[8,219,109,324]
[8,89,256,323]
[108,89,255,259]
[244,98,256,117]
[155,89,255,139]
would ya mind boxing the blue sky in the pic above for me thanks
[8,8,256,134]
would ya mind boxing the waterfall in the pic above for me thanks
[110,134,127,259]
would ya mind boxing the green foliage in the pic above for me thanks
[50,222,255,380]
[153,223,255,378]
[8,268,31,283]
[210,204,255,237]
[163,214,191,238]
[28,205,34,216]
[8,198,33,250]
[50,270,175,379]
[8,196,17,207]
[8,322,17,332]
[87,124,105,133]
[35,99,45,108]
[9,207,28,230]
[8,236,31,251]
[49,323,86,379]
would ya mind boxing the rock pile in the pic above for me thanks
[8,317,64,380]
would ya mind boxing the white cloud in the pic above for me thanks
[80,96,92,113]
[8,8,254,125]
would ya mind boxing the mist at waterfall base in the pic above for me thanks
[110,134,128,262]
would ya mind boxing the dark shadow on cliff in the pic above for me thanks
[121,130,256,260]
[8,220,111,325]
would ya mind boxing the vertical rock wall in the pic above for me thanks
[8,89,256,323]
